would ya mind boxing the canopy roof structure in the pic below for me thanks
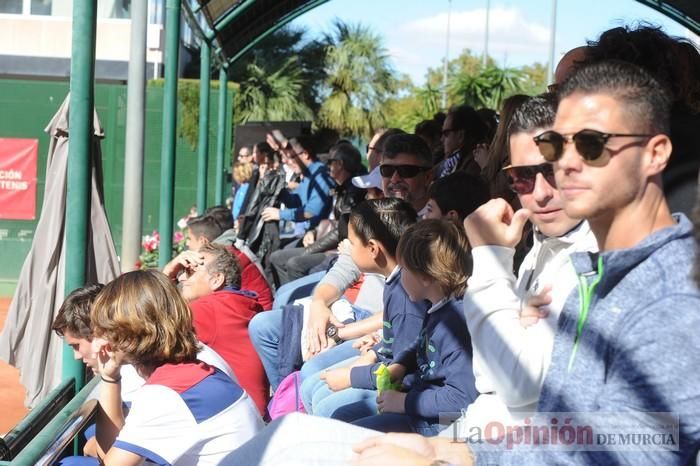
[191,0,329,65]
[190,0,700,68]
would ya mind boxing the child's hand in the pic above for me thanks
[320,367,352,392]
[356,349,377,365]
[352,333,380,353]
[337,238,352,255]
[91,337,124,381]
[377,390,407,414]
[387,363,406,383]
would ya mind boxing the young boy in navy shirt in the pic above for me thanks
[352,219,477,435]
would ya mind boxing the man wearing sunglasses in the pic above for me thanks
[490,59,700,465]
[461,94,598,437]
[438,105,490,179]
[379,133,433,213]
[329,61,700,466]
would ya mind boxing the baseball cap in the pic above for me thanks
[352,166,382,190]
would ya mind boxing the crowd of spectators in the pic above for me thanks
[53,24,700,465]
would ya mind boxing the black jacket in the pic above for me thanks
[304,178,366,254]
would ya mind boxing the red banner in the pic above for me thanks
[0,138,38,220]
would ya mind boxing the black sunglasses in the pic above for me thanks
[533,129,653,166]
[502,163,556,195]
[379,164,431,179]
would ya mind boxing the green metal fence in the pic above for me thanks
[0,377,99,465]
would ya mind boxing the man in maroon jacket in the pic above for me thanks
[163,242,269,415]
[184,214,274,310]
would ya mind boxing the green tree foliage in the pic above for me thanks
[385,49,547,131]
[149,79,236,151]
[183,24,548,143]
[520,62,548,96]
[236,58,314,123]
[229,26,328,120]
[385,78,441,132]
[450,65,527,109]
[318,20,399,140]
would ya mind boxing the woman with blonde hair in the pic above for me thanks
[90,270,262,466]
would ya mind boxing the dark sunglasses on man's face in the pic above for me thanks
[533,129,653,166]
[502,163,556,195]
[379,164,431,179]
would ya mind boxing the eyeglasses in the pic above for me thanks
[502,163,556,195]
[533,129,653,166]
[441,128,458,137]
[379,164,431,179]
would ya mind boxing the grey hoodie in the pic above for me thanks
[477,214,700,465]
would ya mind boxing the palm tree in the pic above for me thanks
[416,83,443,118]
[236,57,314,123]
[450,64,526,109]
[318,20,398,140]
[230,26,328,119]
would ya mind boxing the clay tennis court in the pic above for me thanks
[0,297,29,435]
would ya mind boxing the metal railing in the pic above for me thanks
[0,377,99,466]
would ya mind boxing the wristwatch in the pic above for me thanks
[326,324,343,344]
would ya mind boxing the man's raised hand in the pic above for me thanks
[463,198,530,248]
[162,250,205,280]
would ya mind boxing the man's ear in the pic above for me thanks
[645,134,672,177]
[209,271,225,291]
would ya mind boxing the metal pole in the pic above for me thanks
[483,0,490,66]
[158,0,181,269]
[64,0,96,389]
[441,0,451,111]
[546,0,558,85]
[121,0,148,273]
[197,41,211,215]
[214,66,228,205]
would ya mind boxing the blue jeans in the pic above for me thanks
[352,413,444,436]
[272,271,325,308]
[249,308,284,389]
[316,385,378,421]
[299,306,374,409]
[300,341,359,409]
[251,303,374,391]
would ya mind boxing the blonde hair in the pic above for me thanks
[396,218,471,297]
[233,161,254,185]
[91,270,198,370]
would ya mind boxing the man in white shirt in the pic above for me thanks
[460,93,599,433]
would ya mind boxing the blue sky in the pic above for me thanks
[292,0,698,85]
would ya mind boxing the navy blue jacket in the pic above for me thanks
[350,268,427,390]
[394,298,477,421]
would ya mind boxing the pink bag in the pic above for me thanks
[267,371,305,420]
